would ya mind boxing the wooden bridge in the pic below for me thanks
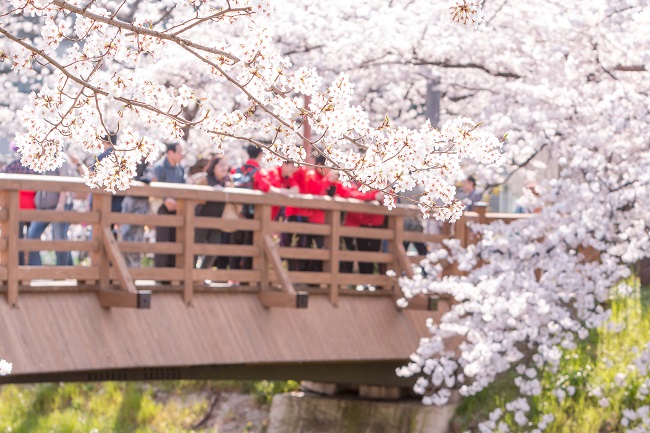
[0,174,520,390]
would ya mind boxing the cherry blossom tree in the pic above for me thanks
[248,0,650,429]
[343,1,649,431]
[4,0,650,431]
[0,0,501,215]
[0,0,499,379]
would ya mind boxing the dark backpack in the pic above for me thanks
[231,163,259,217]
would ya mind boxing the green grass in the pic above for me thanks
[0,380,299,433]
[451,281,650,432]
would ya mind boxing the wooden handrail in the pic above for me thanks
[0,174,528,308]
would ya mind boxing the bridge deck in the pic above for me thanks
[0,290,446,385]
[0,175,519,385]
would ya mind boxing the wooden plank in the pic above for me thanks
[268,270,330,285]
[6,191,19,306]
[108,212,184,227]
[0,266,7,280]
[257,291,308,309]
[177,200,195,305]
[337,274,394,286]
[255,205,271,292]
[16,266,100,280]
[17,239,99,252]
[387,216,404,296]
[454,216,467,248]
[268,221,331,236]
[193,244,259,257]
[97,289,151,309]
[338,251,393,264]
[117,241,183,254]
[101,226,137,293]
[0,192,7,269]
[277,247,330,261]
[264,235,295,294]
[338,289,394,297]
[0,173,424,215]
[17,209,100,224]
[326,210,341,306]
[0,237,6,252]
[395,243,414,279]
[339,226,394,240]
[0,208,7,222]
[192,269,262,283]
[95,195,111,289]
[193,216,260,231]
[398,294,452,311]
[402,232,449,243]
[408,255,428,264]
[109,267,183,281]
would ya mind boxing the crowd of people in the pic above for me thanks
[147,144,391,285]
[0,141,489,282]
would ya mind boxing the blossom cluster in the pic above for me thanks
[0,359,11,376]
[2,0,502,219]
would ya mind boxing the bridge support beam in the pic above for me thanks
[398,294,442,311]
[258,234,309,309]
[98,289,151,309]
[258,291,308,309]
[97,226,152,309]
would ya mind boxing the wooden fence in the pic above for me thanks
[0,174,524,310]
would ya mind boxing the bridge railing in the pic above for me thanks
[0,174,518,308]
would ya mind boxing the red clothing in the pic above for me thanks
[230,159,264,188]
[336,183,385,227]
[285,167,331,224]
[19,191,36,210]
[231,159,260,174]
[256,166,293,220]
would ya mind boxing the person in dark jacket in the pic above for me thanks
[153,143,186,269]
[195,155,232,270]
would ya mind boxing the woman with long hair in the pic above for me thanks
[195,155,233,270]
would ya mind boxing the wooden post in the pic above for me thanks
[176,199,195,305]
[0,191,6,274]
[92,194,111,289]
[258,234,307,309]
[2,191,19,306]
[255,204,271,291]
[324,209,340,306]
[455,215,468,249]
[97,225,151,309]
[467,203,487,247]
[387,214,407,295]
[475,203,487,225]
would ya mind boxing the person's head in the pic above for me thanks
[205,155,229,181]
[462,176,476,194]
[281,161,298,178]
[314,154,332,176]
[165,142,184,166]
[246,144,263,160]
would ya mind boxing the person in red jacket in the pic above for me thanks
[0,147,38,265]
[282,157,334,272]
[335,181,386,274]
[255,161,298,221]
